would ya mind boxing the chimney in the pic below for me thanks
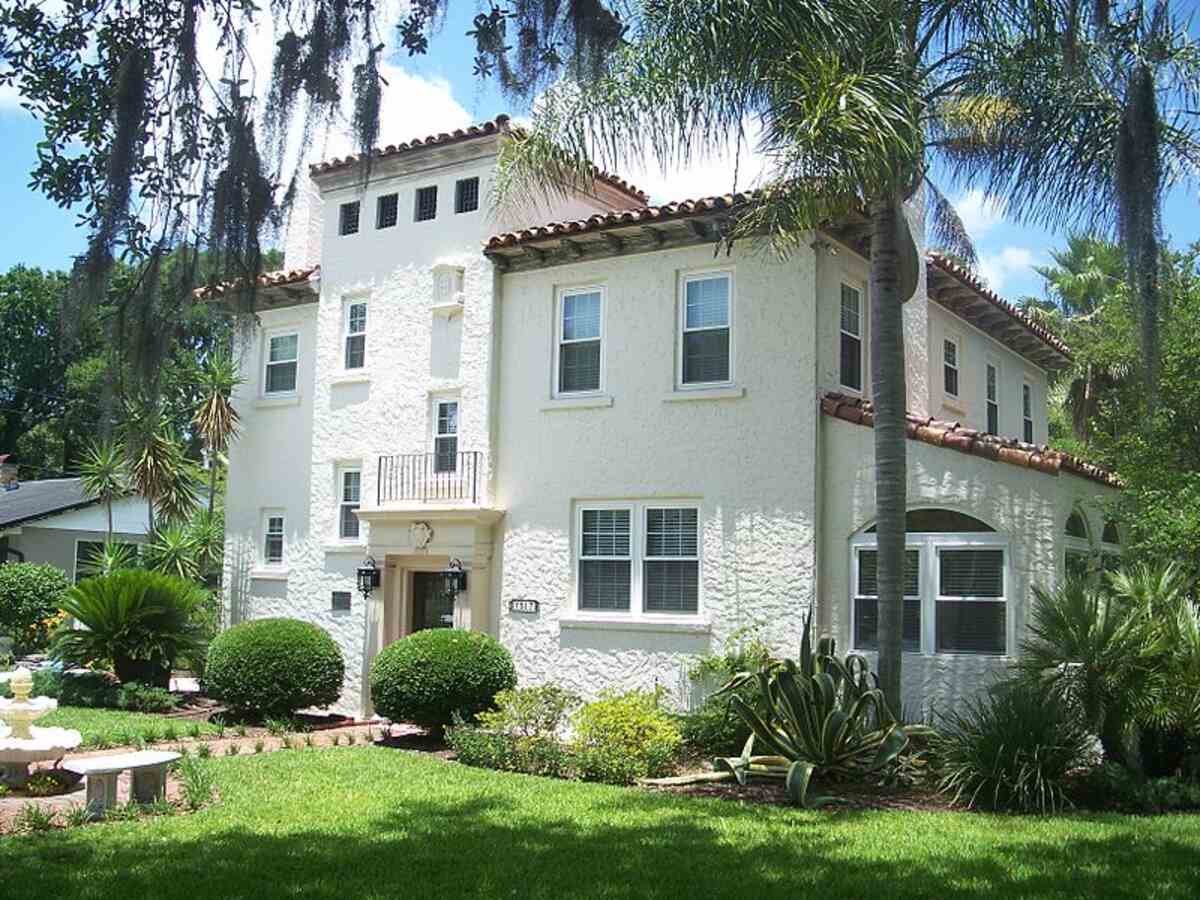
[0,454,18,491]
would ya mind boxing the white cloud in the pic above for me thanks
[954,189,1004,240]
[978,245,1036,294]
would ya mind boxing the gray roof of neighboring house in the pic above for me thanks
[0,478,96,529]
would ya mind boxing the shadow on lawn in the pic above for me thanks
[3,781,1198,899]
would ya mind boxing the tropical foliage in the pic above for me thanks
[51,569,211,686]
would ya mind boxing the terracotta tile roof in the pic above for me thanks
[194,266,320,300]
[308,114,648,204]
[821,392,1120,488]
[485,191,756,249]
[927,251,1071,359]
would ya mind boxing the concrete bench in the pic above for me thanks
[64,750,181,818]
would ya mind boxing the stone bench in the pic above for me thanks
[64,750,181,818]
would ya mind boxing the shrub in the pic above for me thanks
[116,681,178,713]
[571,690,682,785]
[1079,763,1200,812]
[937,680,1094,814]
[370,629,516,729]
[52,570,211,687]
[447,685,578,778]
[204,618,344,718]
[0,562,70,653]
[678,689,755,758]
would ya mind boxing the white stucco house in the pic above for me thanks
[215,115,1120,719]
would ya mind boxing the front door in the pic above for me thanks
[412,572,454,631]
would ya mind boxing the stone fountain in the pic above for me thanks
[0,667,82,786]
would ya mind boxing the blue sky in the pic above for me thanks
[0,3,1196,301]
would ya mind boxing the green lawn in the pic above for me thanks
[38,706,219,746]
[4,748,1199,898]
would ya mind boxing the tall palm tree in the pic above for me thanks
[496,0,1020,710]
[953,0,1200,414]
[192,352,242,514]
[78,438,129,541]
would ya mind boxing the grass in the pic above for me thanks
[38,706,219,747]
[3,749,1200,898]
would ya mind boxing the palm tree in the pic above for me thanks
[496,0,1022,710]
[78,439,129,541]
[192,352,242,514]
[954,1,1200,414]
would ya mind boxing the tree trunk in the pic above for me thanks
[869,195,908,716]
[208,451,217,515]
[105,498,113,542]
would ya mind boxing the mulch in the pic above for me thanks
[641,773,953,812]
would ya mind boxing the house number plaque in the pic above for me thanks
[508,599,539,614]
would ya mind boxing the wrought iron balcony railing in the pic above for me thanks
[376,451,482,505]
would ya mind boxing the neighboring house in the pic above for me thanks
[0,464,150,582]
[216,115,1121,719]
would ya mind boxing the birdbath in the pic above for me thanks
[0,667,82,786]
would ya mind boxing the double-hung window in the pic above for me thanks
[264,514,285,565]
[344,301,367,370]
[839,284,864,392]
[1022,384,1034,443]
[852,515,1007,657]
[556,287,603,394]
[985,363,999,435]
[577,503,701,616]
[338,469,361,540]
[943,338,960,398]
[434,400,458,473]
[264,333,298,394]
[681,272,732,385]
[853,548,921,652]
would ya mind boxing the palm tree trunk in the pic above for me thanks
[869,194,908,714]
[208,450,217,515]
[106,498,113,542]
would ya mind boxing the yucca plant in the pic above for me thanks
[144,524,201,580]
[78,539,142,579]
[192,352,242,515]
[51,570,211,687]
[715,610,926,807]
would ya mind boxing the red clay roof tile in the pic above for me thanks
[195,266,320,300]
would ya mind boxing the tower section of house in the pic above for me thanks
[221,118,647,714]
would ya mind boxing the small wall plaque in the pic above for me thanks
[508,598,539,614]
[331,591,352,612]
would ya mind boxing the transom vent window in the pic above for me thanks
[339,201,360,236]
[578,504,701,615]
[853,511,1007,656]
[681,273,731,385]
[265,333,298,394]
[557,288,603,394]
[455,177,480,214]
[415,185,438,222]
[376,193,398,229]
[839,284,863,392]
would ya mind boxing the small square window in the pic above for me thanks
[376,193,398,229]
[331,591,352,612]
[339,201,360,236]
[415,186,438,222]
[455,177,480,214]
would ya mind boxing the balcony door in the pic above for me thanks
[411,572,454,631]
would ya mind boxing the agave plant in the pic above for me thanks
[715,610,927,807]
[51,570,210,687]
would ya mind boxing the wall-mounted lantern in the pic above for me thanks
[442,557,468,597]
[356,556,381,600]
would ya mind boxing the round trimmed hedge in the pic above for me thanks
[204,618,344,717]
[370,629,516,728]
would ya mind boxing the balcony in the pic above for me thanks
[377,451,483,506]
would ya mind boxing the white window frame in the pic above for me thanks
[851,545,922,653]
[343,300,367,371]
[839,282,865,394]
[678,269,734,389]
[432,397,459,474]
[553,285,606,397]
[1022,382,1035,443]
[263,330,299,396]
[336,466,362,541]
[262,511,286,567]
[574,500,703,620]
[985,360,1000,435]
[942,336,961,400]
[850,530,1010,657]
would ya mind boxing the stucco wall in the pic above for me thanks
[817,413,1118,717]
[494,240,821,709]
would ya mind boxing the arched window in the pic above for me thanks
[1066,511,1089,539]
[1100,520,1122,574]
[852,509,1007,658]
[1064,510,1092,580]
